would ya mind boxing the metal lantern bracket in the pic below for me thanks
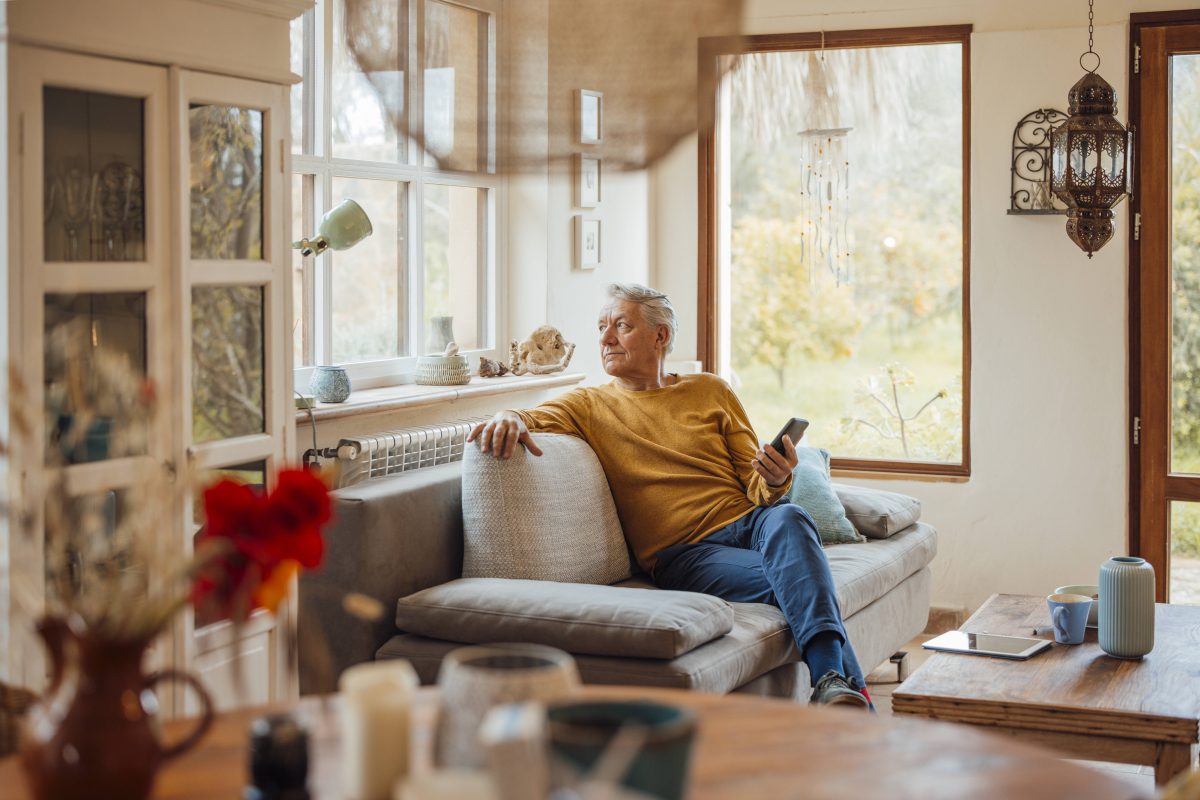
[1008,108,1069,215]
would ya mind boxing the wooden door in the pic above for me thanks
[1131,14,1200,604]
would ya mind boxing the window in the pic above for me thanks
[702,27,971,476]
[291,0,500,387]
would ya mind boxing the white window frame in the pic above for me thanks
[291,0,503,390]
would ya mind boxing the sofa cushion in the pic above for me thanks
[787,448,863,545]
[825,522,937,617]
[461,433,632,585]
[833,483,922,539]
[394,577,734,659]
[381,600,796,693]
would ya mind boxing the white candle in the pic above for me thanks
[339,660,420,800]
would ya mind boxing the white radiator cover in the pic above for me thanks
[336,418,487,487]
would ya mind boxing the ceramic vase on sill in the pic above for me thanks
[1098,556,1155,660]
[310,365,351,403]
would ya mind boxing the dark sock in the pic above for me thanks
[805,631,844,687]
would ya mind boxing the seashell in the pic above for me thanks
[477,357,509,378]
[443,341,460,357]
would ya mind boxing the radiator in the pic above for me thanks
[334,418,487,487]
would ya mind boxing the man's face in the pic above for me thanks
[598,299,665,378]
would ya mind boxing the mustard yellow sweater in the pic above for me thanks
[516,373,791,573]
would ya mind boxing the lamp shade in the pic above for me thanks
[293,199,373,257]
[1049,72,1133,257]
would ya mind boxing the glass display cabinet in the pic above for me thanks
[3,0,305,715]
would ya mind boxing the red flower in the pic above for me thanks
[265,469,332,569]
[191,468,332,621]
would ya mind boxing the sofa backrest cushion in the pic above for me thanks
[395,578,735,659]
[832,483,922,539]
[461,433,633,585]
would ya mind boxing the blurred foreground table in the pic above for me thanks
[1,684,1145,799]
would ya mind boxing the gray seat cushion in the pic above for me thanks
[395,578,734,659]
[381,600,797,693]
[825,522,937,617]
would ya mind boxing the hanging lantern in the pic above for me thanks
[1050,75,1133,257]
[1050,0,1133,258]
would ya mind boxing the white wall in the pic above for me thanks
[499,0,658,388]
[651,0,1197,613]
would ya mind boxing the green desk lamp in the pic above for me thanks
[292,198,373,257]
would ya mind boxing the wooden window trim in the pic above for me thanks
[1127,11,1200,598]
[697,25,973,478]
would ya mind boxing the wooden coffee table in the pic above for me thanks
[893,593,1200,787]
[0,684,1143,799]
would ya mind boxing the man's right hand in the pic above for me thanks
[467,410,544,460]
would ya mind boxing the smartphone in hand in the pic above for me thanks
[768,418,809,453]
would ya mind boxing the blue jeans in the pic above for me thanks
[652,500,866,691]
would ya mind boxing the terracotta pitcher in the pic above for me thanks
[19,616,214,800]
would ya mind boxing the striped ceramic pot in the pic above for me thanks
[1098,556,1155,659]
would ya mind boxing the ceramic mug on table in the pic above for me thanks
[1054,584,1100,627]
[546,699,696,800]
[1047,593,1093,645]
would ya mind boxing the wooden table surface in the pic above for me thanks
[893,593,1200,786]
[1,684,1146,799]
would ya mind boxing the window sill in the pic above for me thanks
[295,372,587,423]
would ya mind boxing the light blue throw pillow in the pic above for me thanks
[787,447,864,545]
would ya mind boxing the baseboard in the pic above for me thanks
[924,605,967,634]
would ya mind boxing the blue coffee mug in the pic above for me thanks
[1047,593,1093,645]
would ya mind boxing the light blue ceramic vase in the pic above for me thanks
[309,365,351,403]
[1098,556,1155,660]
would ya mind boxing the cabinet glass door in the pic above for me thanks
[178,69,292,709]
[43,88,146,262]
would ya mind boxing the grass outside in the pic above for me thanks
[733,317,963,463]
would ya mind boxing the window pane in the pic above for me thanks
[43,88,146,262]
[424,0,487,171]
[333,0,405,162]
[423,184,482,352]
[724,43,964,464]
[189,105,264,259]
[293,173,311,367]
[1170,502,1200,605]
[192,286,265,443]
[290,11,307,155]
[331,177,407,362]
[44,293,147,464]
[1171,54,1200,474]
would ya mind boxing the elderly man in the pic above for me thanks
[468,283,869,708]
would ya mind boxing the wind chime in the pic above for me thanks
[796,32,852,286]
[797,129,852,286]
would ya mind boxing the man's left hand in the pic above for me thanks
[754,435,799,487]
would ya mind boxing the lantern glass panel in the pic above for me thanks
[1102,133,1125,182]
[1052,129,1069,193]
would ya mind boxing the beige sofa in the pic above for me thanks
[299,460,936,702]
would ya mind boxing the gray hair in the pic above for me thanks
[605,283,678,355]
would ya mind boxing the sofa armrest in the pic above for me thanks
[299,462,464,693]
